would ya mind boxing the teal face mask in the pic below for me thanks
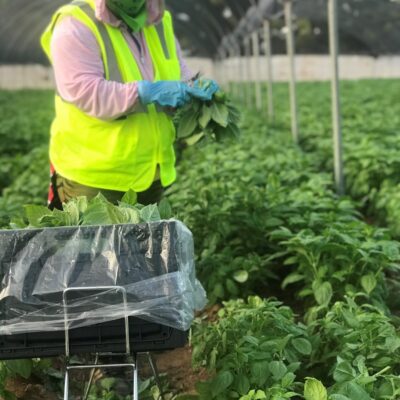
[106,0,148,32]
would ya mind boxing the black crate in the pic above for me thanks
[0,317,188,360]
[0,222,193,360]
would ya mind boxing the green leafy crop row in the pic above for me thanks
[168,109,400,312]
[270,80,400,237]
[192,297,400,400]
[0,81,400,399]
[167,81,400,398]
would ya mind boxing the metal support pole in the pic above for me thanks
[220,56,226,90]
[252,30,263,110]
[245,37,252,108]
[147,353,166,400]
[263,20,274,120]
[228,45,236,95]
[328,0,345,195]
[222,49,229,90]
[239,43,245,102]
[64,370,69,400]
[214,57,220,90]
[83,354,99,400]
[284,0,299,143]
[216,54,224,90]
[235,42,242,100]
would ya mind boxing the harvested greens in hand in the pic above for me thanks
[174,85,241,146]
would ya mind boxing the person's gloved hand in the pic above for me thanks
[188,78,220,101]
[138,80,192,108]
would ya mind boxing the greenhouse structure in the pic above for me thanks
[0,0,399,399]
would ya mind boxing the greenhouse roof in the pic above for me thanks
[0,0,254,64]
[0,0,399,64]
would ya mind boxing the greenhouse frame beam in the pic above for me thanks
[0,0,255,62]
[167,1,233,56]
[216,1,282,57]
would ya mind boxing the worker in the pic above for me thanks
[41,0,218,209]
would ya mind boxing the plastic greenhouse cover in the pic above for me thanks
[0,220,207,335]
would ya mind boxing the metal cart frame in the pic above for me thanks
[63,286,164,400]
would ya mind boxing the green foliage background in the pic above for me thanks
[0,79,400,399]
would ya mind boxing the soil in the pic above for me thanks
[197,304,221,323]
[150,345,210,394]
[5,376,58,400]
[2,344,209,399]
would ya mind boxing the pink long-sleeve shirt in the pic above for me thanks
[50,0,194,120]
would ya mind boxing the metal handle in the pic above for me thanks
[63,286,131,358]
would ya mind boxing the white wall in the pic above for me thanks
[0,64,55,89]
[216,55,400,83]
[184,57,214,79]
[0,56,399,90]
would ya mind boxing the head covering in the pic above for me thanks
[98,0,165,28]
[105,0,148,32]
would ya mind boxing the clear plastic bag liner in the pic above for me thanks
[0,220,207,335]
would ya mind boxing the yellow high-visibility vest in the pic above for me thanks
[41,0,181,192]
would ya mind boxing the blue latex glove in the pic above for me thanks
[188,79,220,101]
[138,80,191,108]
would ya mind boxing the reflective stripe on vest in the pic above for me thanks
[71,0,123,83]
[41,0,181,192]
[155,23,170,60]
[70,1,170,115]
[71,0,156,115]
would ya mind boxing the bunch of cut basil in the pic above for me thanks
[11,190,172,229]
[174,88,241,146]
